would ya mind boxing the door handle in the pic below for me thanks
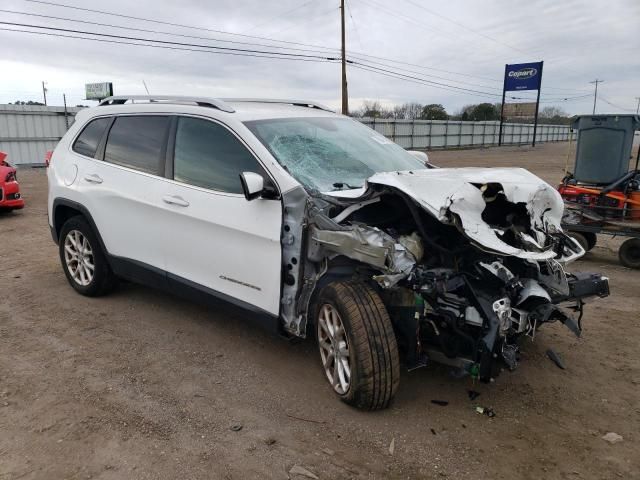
[162,195,190,207]
[84,174,103,184]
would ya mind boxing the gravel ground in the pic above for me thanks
[1,142,638,479]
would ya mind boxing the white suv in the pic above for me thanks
[48,95,609,409]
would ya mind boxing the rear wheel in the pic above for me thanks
[619,238,640,269]
[59,216,117,296]
[314,280,400,410]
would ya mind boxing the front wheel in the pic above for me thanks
[315,280,400,410]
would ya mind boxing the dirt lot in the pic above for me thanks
[1,142,638,480]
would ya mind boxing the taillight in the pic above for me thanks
[6,171,16,182]
[45,150,53,167]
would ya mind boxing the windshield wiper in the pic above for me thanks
[332,182,362,191]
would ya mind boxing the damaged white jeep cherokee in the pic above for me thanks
[48,96,610,410]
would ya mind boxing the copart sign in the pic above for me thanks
[504,62,543,91]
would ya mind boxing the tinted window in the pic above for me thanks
[72,117,111,158]
[104,116,169,174]
[173,117,266,193]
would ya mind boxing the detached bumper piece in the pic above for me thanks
[566,272,610,300]
[546,272,610,337]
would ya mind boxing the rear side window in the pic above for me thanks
[104,116,169,175]
[72,117,111,158]
[173,117,267,193]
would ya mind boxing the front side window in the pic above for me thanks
[72,117,111,158]
[173,116,267,194]
[104,116,169,174]
[245,117,426,192]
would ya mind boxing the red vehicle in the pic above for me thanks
[0,152,25,211]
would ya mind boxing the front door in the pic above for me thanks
[161,116,282,316]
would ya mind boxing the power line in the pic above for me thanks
[0,21,339,60]
[345,0,365,53]
[537,94,592,103]
[599,96,635,112]
[6,3,501,85]
[267,5,339,37]
[401,0,531,55]
[0,22,525,103]
[0,8,341,56]
[243,0,315,34]
[347,56,506,91]
[20,0,342,52]
[14,0,495,83]
[0,26,340,63]
[358,0,472,47]
[1,21,592,106]
[349,61,502,98]
[10,1,589,96]
[0,20,506,99]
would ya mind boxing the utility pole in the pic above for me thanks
[340,0,349,115]
[41,81,48,106]
[63,94,69,129]
[589,79,603,114]
[635,97,640,115]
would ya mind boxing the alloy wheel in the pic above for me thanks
[317,304,351,394]
[64,229,95,286]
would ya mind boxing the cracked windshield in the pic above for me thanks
[245,117,426,192]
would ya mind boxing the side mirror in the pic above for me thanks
[408,150,437,168]
[239,171,265,201]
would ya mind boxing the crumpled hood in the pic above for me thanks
[366,167,568,260]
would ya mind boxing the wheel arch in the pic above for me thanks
[304,257,383,337]
[51,198,108,255]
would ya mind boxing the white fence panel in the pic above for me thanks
[0,104,82,165]
[358,118,570,149]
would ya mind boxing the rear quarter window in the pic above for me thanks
[72,117,111,158]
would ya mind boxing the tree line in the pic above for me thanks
[351,100,572,124]
[6,99,571,124]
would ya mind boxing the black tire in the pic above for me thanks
[314,280,400,410]
[59,215,117,296]
[619,238,640,269]
[569,232,589,252]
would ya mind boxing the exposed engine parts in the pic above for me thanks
[279,168,610,381]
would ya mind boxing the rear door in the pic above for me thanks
[162,115,282,316]
[79,114,171,276]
